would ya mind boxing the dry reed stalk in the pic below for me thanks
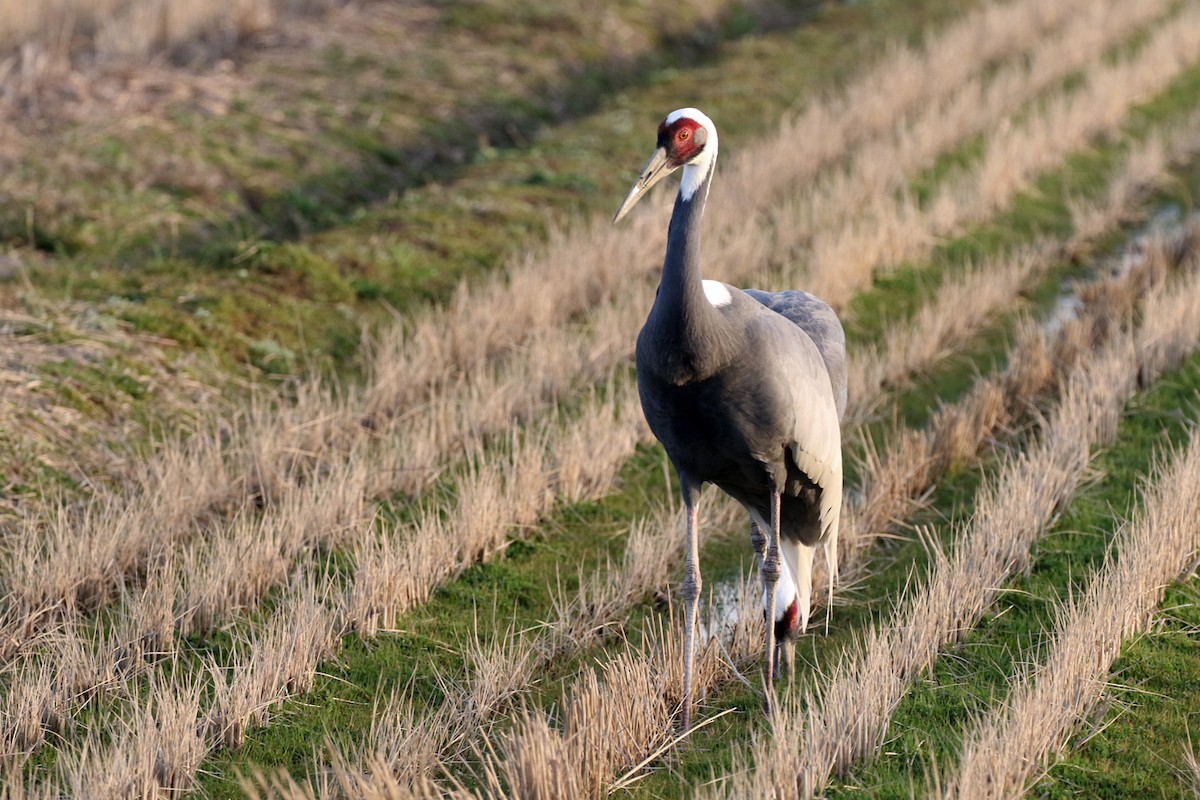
[32,669,206,799]
[713,255,1200,800]
[343,379,645,638]
[202,574,338,752]
[0,425,234,658]
[174,453,369,636]
[1187,737,1200,800]
[0,562,179,761]
[0,657,55,764]
[478,642,678,800]
[941,403,1200,798]
[355,686,457,787]
[541,502,687,662]
[345,611,542,780]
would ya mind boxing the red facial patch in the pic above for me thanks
[657,117,707,166]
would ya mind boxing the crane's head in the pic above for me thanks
[613,107,719,223]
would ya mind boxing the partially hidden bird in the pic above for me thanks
[613,108,846,730]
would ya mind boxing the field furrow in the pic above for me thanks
[8,2,1200,797]
[941,399,1200,799]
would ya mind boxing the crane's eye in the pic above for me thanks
[679,130,690,140]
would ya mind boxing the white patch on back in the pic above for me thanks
[702,279,732,307]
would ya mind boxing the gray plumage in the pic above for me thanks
[744,288,848,421]
[613,107,845,729]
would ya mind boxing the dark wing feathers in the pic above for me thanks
[744,289,847,421]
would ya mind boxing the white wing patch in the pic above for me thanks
[702,279,732,307]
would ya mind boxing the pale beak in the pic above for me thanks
[613,147,676,223]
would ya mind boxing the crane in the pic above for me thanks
[613,108,846,729]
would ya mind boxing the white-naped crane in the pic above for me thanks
[613,108,846,729]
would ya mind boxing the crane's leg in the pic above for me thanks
[761,488,782,715]
[680,479,702,731]
[750,519,766,563]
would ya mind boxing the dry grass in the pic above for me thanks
[5,0,1195,788]
[0,561,179,763]
[798,0,1197,308]
[203,575,338,751]
[0,0,342,82]
[712,245,1200,800]
[0,298,226,515]
[941,375,1200,798]
[54,671,206,798]
[476,621,694,800]
[0,426,236,654]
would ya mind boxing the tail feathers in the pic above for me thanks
[823,526,839,634]
[793,542,815,634]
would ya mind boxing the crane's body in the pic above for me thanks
[637,283,841,540]
[615,108,845,729]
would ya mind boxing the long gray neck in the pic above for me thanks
[646,163,736,380]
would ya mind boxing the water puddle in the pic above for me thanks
[1043,204,1198,335]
